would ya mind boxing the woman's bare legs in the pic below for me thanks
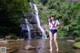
[49,31,53,51]
[54,33,59,51]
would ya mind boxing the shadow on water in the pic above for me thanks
[14,38,76,53]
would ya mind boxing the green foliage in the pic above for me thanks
[0,0,30,36]
[58,30,68,37]
[34,0,80,37]
[10,34,18,40]
[0,35,4,38]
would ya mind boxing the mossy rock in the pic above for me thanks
[73,42,80,49]
[75,37,80,42]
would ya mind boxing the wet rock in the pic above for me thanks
[67,40,75,42]
[7,48,11,51]
[17,39,24,41]
[0,40,8,44]
[25,45,36,50]
[7,47,18,53]
[5,36,11,39]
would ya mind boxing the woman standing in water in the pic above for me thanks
[48,15,60,52]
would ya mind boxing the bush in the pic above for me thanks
[10,34,18,40]
[0,35,4,38]
[75,37,80,42]
[58,29,68,38]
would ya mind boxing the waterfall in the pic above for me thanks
[21,18,31,39]
[30,2,47,39]
[25,19,31,39]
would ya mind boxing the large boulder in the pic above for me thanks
[73,42,80,49]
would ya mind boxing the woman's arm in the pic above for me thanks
[56,20,60,29]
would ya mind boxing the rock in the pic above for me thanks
[8,40,15,42]
[7,48,12,51]
[18,39,24,41]
[0,40,8,44]
[0,39,4,40]
[67,40,75,42]
[7,47,18,53]
[5,36,11,39]
[25,45,35,50]
[73,42,80,49]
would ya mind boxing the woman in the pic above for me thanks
[48,15,60,52]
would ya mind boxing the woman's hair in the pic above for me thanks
[49,15,56,23]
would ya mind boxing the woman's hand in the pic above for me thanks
[48,18,50,22]
[56,26,59,29]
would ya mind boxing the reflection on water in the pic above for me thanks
[3,39,80,53]
[27,40,31,45]
[37,40,46,53]
[19,39,75,53]
[50,51,52,53]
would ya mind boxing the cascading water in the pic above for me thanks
[25,19,31,39]
[30,2,47,39]
[21,18,31,39]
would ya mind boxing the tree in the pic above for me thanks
[0,0,30,37]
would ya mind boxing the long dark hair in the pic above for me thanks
[49,15,56,23]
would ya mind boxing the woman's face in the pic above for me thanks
[51,17,55,20]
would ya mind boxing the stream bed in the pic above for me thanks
[0,38,80,53]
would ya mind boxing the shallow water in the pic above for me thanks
[0,39,79,53]
[14,39,79,53]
